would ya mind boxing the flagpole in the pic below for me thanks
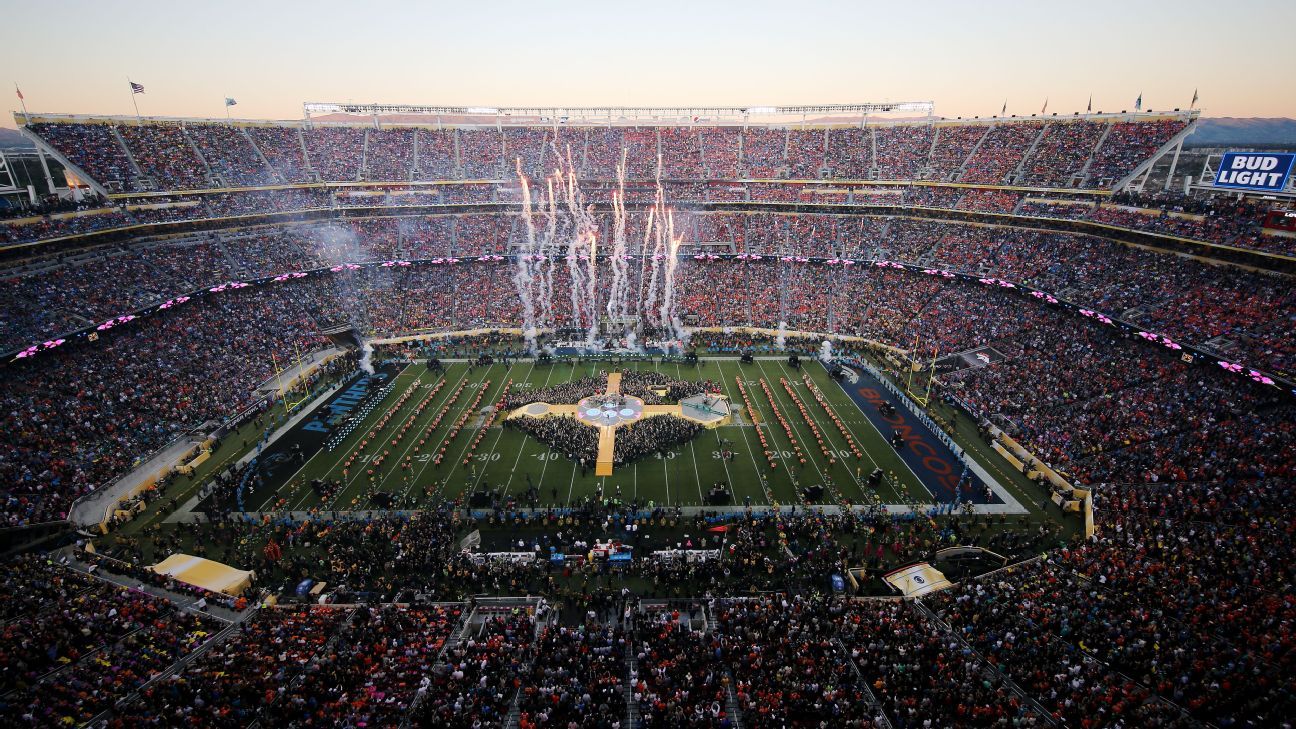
[128,78,141,121]
[14,83,28,121]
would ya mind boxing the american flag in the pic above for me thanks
[129,81,145,94]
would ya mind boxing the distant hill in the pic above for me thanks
[1188,118,1296,148]
[0,127,31,149]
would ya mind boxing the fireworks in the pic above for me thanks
[511,141,686,352]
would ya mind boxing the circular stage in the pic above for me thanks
[575,394,645,428]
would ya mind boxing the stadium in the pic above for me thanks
[1,10,1295,724]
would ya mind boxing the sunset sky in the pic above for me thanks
[4,0,1294,127]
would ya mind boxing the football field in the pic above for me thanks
[240,357,960,514]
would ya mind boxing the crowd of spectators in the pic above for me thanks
[118,123,209,190]
[258,604,464,727]
[502,375,607,409]
[1019,120,1105,187]
[109,605,348,726]
[633,605,729,727]
[247,125,311,183]
[27,122,140,191]
[358,127,413,183]
[826,128,872,179]
[2,202,1293,536]
[961,121,1041,184]
[303,127,365,182]
[926,125,988,181]
[187,122,279,186]
[409,128,457,179]
[7,485,1284,727]
[0,555,220,726]
[0,281,333,526]
[873,125,934,180]
[516,621,627,727]
[838,599,1046,727]
[928,560,1202,727]
[4,456,1282,728]
[718,595,883,727]
[25,116,1189,192]
[418,610,537,728]
[1085,119,1189,184]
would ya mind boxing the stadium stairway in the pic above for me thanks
[248,606,360,729]
[110,124,144,180]
[912,597,1059,725]
[92,603,254,726]
[953,123,993,183]
[180,126,218,187]
[398,605,473,728]
[1009,123,1051,185]
[240,126,280,183]
[624,600,640,729]
[503,607,548,729]
[359,127,371,181]
[920,127,940,180]
[1076,120,1115,187]
[832,636,894,729]
[703,603,746,729]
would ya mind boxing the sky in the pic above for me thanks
[3,0,1294,128]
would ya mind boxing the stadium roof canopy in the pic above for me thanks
[302,101,936,125]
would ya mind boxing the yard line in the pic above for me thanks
[378,363,482,505]
[756,359,832,491]
[675,361,706,505]
[392,366,473,505]
[533,363,574,501]
[564,457,580,506]
[659,448,671,507]
[793,366,876,502]
[743,361,811,494]
[686,440,706,506]
[715,359,775,506]
[464,361,536,495]
[397,365,495,507]
[703,359,736,493]
[440,363,516,503]
[502,359,560,495]
[370,368,461,494]
[328,368,431,497]
[652,358,673,506]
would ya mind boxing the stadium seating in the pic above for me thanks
[23,115,1190,192]
[2,464,1287,729]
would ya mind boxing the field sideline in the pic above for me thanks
[240,357,984,514]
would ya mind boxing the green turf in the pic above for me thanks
[240,358,961,513]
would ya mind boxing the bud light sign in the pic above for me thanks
[1213,152,1295,192]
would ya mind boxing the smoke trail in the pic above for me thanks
[359,340,375,374]
[542,178,557,330]
[513,158,539,353]
[820,339,833,361]
[642,205,661,334]
[606,151,630,343]
[776,321,787,351]
[308,223,372,353]
[585,212,598,345]
[659,209,681,350]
